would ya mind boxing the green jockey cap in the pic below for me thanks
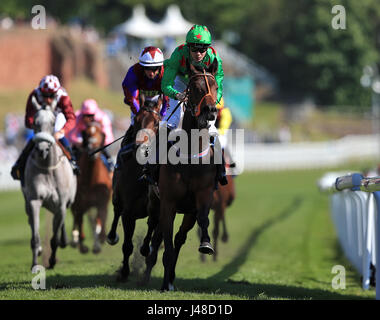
[186,25,212,45]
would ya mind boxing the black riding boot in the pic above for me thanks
[212,135,228,186]
[218,157,228,186]
[10,139,35,183]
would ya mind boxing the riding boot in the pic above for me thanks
[217,161,228,186]
[211,135,228,186]
[59,137,80,175]
[10,139,35,182]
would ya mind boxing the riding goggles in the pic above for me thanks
[144,66,161,72]
[189,44,209,53]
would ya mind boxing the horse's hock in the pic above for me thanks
[0,26,108,90]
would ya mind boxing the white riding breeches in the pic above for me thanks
[54,112,66,139]
[163,76,186,129]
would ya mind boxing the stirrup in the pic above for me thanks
[70,160,80,175]
[10,165,21,180]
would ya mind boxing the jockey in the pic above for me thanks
[121,46,169,147]
[11,75,79,183]
[161,24,227,185]
[68,99,115,171]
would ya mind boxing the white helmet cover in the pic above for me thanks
[139,46,164,67]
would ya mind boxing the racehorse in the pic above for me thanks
[106,94,162,281]
[70,121,112,254]
[143,59,221,290]
[21,99,76,269]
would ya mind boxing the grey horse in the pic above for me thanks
[22,100,77,269]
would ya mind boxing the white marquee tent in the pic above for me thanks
[114,5,162,38]
[113,4,194,39]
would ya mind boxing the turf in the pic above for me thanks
[0,166,376,300]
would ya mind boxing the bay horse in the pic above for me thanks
[70,121,112,254]
[143,59,221,291]
[106,95,162,281]
[22,100,76,269]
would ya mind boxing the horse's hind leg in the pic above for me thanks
[212,207,223,261]
[140,214,158,257]
[117,213,136,282]
[161,202,176,291]
[60,222,68,248]
[196,193,214,255]
[171,214,197,284]
[107,194,121,245]
[142,226,162,285]
[48,206,66,269]
[27,199,42,269]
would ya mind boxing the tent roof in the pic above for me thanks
[114,5,162,38]
[113,5,194,38]
[158,4,194,37]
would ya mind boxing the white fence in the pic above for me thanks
[319,172,380,299]
[243,134,380,171]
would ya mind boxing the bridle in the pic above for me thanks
[186,69,217,117]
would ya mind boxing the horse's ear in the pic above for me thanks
[207,58,218,76]
[139,92,145,108]
[158,94,163,108]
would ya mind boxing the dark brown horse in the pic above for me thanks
[143,59,221,291]
[70,121,112,254]
[106,95,162,281]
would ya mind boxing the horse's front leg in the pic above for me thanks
[48,205,66,269]
[160,201,176,291]
[26,199,42,270]
[117,212,136,282]
[196,191,215,255]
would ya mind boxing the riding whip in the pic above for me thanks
[89,134,125,156]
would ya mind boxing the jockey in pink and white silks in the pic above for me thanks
[68,99,115,171]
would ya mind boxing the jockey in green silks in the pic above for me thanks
[161,24,227,185]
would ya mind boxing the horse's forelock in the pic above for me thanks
[33,132,56,144]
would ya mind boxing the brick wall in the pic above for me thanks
[0,26,108,90]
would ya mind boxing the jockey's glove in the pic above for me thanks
[175,92,187,101]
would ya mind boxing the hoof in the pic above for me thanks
[116,268,129,283]
[79,245,89,254]
[92,246,101,254]
[199,242,214,255]
[106,233,119,246]
[222,233,229,243]
[47,258,56,269]
[70,241,78,248]
[59,241,67,249]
